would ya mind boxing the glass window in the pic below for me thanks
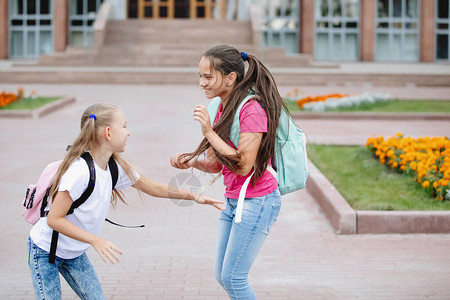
[345,33,358,60]
[11,31,24,56]
[261,0,300,54]
[27,0,36,14]
[69,0,104,46]
[315,33,329,60]
[9,0,54,58]
[41,0,50,14]
[437,34,449,59]
[378,0,389,17]
[435,0,450,61]
[375,0,420,61]
[438,0,449,18]
[346,0,359,17]
[314,0,360,61]
[393,0,402,17]
[27,31,36,56]
[406,0,418,17]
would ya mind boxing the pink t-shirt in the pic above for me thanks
[214,99,278,199]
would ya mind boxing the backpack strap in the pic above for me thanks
[66,152,96,214]
[49,152,96,264]
[108,156,118,188]
[206,93,263,224]
[207,97,222,127]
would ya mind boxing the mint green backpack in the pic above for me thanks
[207,94,309,196]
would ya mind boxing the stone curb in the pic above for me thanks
[0,96,75,119]
[306,160,450,234]
[306,161,357,234]
[292,111,450,121]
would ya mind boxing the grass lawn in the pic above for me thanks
[286,99,450,113]
[0,97,60,110]
[307,144,450,211]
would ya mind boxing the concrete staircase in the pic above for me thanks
[3,19,449,86]
[36,19,311,68]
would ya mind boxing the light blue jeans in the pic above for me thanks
[27,237,105,300]
[215,189,281,300]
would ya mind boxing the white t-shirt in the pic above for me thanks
[30,156,139,259]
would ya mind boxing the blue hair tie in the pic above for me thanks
[89,114,96,120]
[240,51,248,61]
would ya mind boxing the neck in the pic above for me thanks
[89,147,112,170]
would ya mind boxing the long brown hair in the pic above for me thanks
[49,103,138,207]
[181,44,288,184]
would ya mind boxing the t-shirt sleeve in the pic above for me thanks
[239,100,268,133]
[58,158,90,202]
[114,162,141,191]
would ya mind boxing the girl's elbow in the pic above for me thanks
[46,215,57,229]
[237,166,253,176]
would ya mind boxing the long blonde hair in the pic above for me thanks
[49,103,137,207]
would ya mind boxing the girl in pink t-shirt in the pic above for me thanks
[171,44,289,300]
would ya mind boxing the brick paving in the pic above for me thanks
[1,84,450,299]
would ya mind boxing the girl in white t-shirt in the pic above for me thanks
[28,103,224,300]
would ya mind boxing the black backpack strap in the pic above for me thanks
[108,156,118,189]
[67,152,96,214]
[49,152,96,264]
[48,230,59,264]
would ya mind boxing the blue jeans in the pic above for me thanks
[215,189,281,300]
[27,237,105,300]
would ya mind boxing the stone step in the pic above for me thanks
[3,68,449,87]
[104,20,253,45]
[107,19,251,30]
[33,19,311,69]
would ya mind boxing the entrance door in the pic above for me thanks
[190,0,225,19]
[128,0,225,19]
[137,0,174,18]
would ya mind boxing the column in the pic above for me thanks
[300,0,314,55]
[360,0,375,61]
[420,0,435,62]
[54,0,68,52]
[0,0,8,59]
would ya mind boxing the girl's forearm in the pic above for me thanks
[134,177,199,200]
[204,130,238,157]
[47,217,97,245]
[190,156,222,173]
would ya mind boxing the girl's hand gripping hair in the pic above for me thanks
[170,153,192,169]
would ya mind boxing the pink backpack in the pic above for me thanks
[22,160,62,225]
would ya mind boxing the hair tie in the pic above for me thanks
[240,51,248,61]
[89,114,96,120]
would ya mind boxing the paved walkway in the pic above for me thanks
[1,84,450,299]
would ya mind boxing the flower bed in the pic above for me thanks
[366,133,450,201]
[301,92,390,111]
[0,87,36,108]
[296,93,348,109]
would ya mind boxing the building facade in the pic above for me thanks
[1,0,449,63]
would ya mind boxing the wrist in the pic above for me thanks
[204,129,215,141]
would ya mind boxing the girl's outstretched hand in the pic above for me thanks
[170,153,191,169]
[193,105,213,137]
[194,194,225,211]
[90,236,123,264]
